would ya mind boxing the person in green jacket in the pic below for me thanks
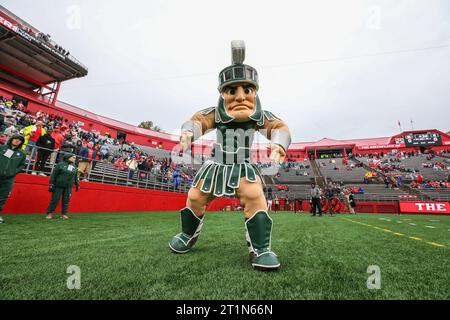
[0,134,26,224]
[46,153,80,220]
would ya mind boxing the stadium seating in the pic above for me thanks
[273,161,314,183]
[357,155,450,182]
[344,184,410,202]
[316,158,369,183]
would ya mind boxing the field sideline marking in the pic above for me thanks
[342,218,447,249]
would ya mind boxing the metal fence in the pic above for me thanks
[21,145,192,194]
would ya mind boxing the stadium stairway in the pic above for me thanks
[350,157,384,183]
[310,159,326,188]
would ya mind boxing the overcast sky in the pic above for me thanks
[3,0,450,142]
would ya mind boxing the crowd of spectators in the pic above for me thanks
[410,180,450,189]
[10,15,71,58]
[0,96,195,189]
[112,145,195,188]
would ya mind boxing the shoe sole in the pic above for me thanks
[252,263,280,271]
[168,242,190,254]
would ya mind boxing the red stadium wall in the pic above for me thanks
[2,175,239,214]
[4,175,448,215]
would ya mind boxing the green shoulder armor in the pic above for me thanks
[264,111,280,122]
[199,107,216,116]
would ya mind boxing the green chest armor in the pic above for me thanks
[191,119,263,197]
[211,121,257,165]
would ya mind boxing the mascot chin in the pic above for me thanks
[169,40,291,271]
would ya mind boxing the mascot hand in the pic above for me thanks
[269,144,287,163]
[180,131,194,152]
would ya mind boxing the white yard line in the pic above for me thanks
[409,223,417,226]
[425,226,436,229]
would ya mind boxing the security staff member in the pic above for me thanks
[0,134,26,224]
[46,153,80,220]
[310,182,322,216]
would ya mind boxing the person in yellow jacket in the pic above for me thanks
[21,121,46,162]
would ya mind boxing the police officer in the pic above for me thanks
[0,134,26,224]
[46,153,80,220]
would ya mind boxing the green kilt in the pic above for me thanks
[192,161,263,197]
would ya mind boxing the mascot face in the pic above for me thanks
[222,82,257,122]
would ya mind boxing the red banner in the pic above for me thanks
[0,16,18,32]
[399,202,450,214]
[358,144,404,150]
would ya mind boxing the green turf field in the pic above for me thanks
[0,211,449,300]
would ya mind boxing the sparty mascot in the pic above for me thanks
[169,41,291,271]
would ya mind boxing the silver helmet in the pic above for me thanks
[216,41,264,125]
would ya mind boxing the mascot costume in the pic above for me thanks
[169,41,291,271]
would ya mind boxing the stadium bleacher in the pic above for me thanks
[316,158,370,184]
[273,161,314,184]
[344,184,410,202]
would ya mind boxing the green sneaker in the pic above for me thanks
[245,211,280,271]
[169,208,204,254]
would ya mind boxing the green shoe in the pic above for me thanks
[169,208,204,254]
[245,211,280,271]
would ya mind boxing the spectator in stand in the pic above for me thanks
[172,167,182,189]
[114,156,128,171]
[49,126,64,165]
[126,154,139,183]
[34,127,55,176]
[99,143,109,161]
[91,144,101,170]
[137,157,148,181]
[74,140,83,161]
[0,135,26,224]
[77,141,96,181]
[23,120,46,161]
[4,124,18,138]
[397,175,404,187]
[17,101,24,111]
[384,177,390,188]
[416,172,423,184]
[58,133,76,162]
[0,112,5,131]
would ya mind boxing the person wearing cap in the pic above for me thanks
[0,134,26,224]
[169,41,291,271]
[34,127,56,176]
[77,141,97,181]
[46,153,80,220]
